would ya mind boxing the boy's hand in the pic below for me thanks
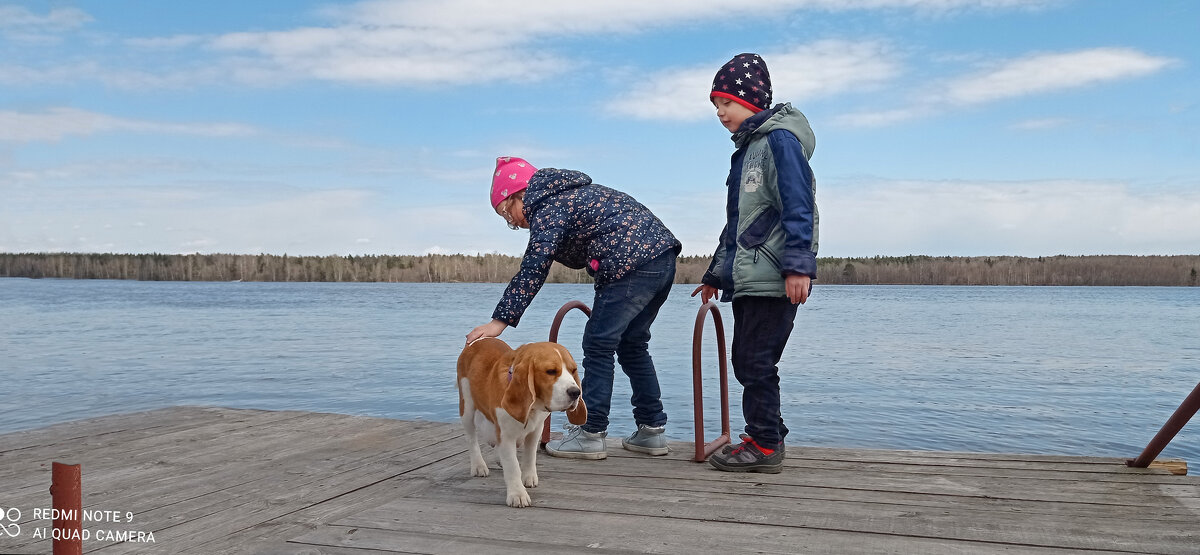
[466,319,508,346]
[691,284,718,304]
[786,274,811,305]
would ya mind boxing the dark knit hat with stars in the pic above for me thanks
[710,53,772,113]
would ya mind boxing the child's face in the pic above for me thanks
[712,97,755,133]
[495,196,528,230]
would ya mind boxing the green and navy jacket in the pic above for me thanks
[702,103,818,300]
[492,168,681,327]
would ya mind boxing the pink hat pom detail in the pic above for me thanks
[490,156,537,208]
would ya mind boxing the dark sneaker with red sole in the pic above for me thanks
[709,437,784,473]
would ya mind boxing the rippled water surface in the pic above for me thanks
[1,279,1197,460]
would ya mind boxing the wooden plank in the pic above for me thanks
[4,415,462,553]
[557,449,1200,504]
[781,445,1142,465]
[0,408,314,480]
[192,456,480,554]
[287,525,648,555]
[0,411,408,509]
[330,497,1101,555]
[83,432,466,554]
[546,468,1200,523]
[1149,459,1188,476]
[0,406,231,453]
[608,441,1182,479]
[430,473,1200,553]
[3,409,1198,554]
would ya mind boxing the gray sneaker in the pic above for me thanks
[545,425,607,460]
[622,424,669,456]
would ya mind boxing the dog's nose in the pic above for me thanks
[567,386,581,400]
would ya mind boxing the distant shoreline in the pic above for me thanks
[1,252,1197,286]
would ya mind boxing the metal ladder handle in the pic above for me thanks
[693,300,732,462]
[543,300,592,444]
[1127,380,1200,470]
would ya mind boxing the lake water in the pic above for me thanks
[1,279,1197,461]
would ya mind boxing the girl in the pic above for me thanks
[467,156,682,459]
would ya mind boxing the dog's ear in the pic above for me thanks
[566,397,587,425]
[500,353,534,424]
[559,344,586,425]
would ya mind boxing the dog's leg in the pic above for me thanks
[459,380,489,477]
[497,413,532,507]
[520,413,549,488]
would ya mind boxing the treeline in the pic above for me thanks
[0,252,1197,286]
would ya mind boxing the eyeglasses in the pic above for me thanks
[498,198,522,230]
[499,209,519,230]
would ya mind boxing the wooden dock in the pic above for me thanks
[1,406,1197,554]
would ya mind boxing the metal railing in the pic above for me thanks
[543,300,592,445]
[692,301,732,462]
[1127,381,1200,470]
[542,299,732,462]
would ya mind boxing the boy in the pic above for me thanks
[467,157,683,460]
[692,53,818,473]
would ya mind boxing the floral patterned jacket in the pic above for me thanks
[491,168,681,327]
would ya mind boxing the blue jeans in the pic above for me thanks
[731,295,799,450]
[579,250,676,433]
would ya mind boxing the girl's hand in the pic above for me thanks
[466,319,508,346]
[691,284,718,304]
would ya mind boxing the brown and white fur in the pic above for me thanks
[457,338,586,507]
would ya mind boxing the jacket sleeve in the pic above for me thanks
[768,129,817,278]
[701,224,728,288]
[491,215,564,327]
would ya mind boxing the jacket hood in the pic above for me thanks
[732,103,816,160]
[523,168,592,211]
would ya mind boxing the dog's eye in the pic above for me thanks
[545,369,557,376]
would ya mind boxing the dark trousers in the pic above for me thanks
[731,295,799,450]
[579,250,676,433]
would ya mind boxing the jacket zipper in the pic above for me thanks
[757,245,782,269]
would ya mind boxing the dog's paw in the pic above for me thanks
[506,488,532,508]
[523,471,539,488]
[470,460,490,477]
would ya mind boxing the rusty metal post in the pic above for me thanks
[49,462,82,555]
[1128,381,1200,468]
[693,301,732,462]
[545,300,592,444]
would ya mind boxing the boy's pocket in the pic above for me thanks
[737,207,780,249]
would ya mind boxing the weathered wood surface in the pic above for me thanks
[1,407,1197,554]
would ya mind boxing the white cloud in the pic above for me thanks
[3,0,1039,89]
[1009,117,1070,130]
[0,183,387,255]
[942,48,1176,105]
[0,6,91,32]
[0,108,258,143]
[816,178,1200,256]
[832,107,929,128]
[834,47,1177,127]
[125,35,205,49]
[5,173,1196,257]
[612,41,902,121]
[0,62,228,89]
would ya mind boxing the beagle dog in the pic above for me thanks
[457,338,586,507]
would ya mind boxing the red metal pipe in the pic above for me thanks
[545,300,592,444]
[1128,381,1200,468]
[50,462,82,555]
[692,301,731,462]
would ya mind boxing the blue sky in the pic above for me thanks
[1,0,1197,257]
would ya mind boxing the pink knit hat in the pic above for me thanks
[490,156,537,209]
